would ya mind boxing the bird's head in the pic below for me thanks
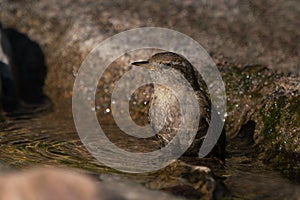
[132,52,202,91]
[132,52,193,71]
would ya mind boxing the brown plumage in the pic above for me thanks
[133,52,226,161]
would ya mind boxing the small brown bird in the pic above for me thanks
[133,52,226,161]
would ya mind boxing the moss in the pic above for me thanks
[222,65,276,137]
[261,95,286,140]
[221,64,299,180]
[259,92,300,181]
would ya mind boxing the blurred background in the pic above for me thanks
[0,0,299,111]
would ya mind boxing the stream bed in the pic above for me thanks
[0,111,299,199]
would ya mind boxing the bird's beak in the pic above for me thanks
[131,61,156,70]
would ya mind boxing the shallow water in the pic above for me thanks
[225,139,300,199]
[0,111,299,199]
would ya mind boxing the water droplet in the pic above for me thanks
[105,108,110,113]
[166,127,171,133]
[112,100,116,105]
[144,101,148,105]
[133,101,137,105]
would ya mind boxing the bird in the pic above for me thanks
[132,52,226,161]
[0,22,47,105]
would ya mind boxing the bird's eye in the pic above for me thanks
[166,63,171,67]
[160,62,171,70]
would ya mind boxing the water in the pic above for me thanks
[0,111,299,199]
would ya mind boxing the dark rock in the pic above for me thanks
[0,61,18,112]
[0,22,47,104]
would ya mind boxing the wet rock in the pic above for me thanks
[254,76,300,180]
[222,64,300,180]
[146,160,219,199]
[221,65,276,138]
[98,160,227,199]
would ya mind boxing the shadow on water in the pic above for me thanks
[223,122,300,199]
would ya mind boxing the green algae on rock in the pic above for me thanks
[221,65,276,138]
[222,64,299,181]
[254,76,300,181]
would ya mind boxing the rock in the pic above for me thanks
[0,61,18,112]
[222,64,300,181]
[0,167,100,200]
[145,160,221,199]
[254,76,300,180]
[99,160,227,199]
[99,174,185,200]
[0,23,47,105]
[221,65,276,137]
[0,166,217,200]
